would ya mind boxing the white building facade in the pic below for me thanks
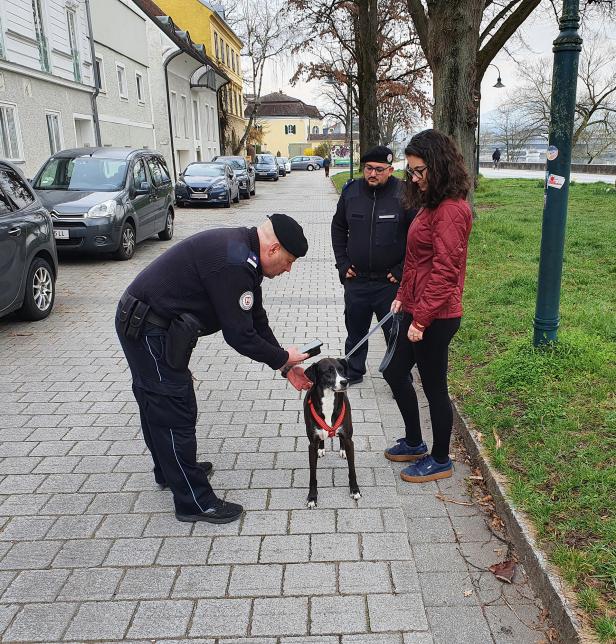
[0,0,97,176]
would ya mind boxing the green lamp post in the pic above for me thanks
[533,0,583,346]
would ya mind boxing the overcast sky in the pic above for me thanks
[257,11,616,125]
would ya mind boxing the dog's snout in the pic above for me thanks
[339,378,348,387]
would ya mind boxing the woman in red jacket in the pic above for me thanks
[383,129,472,482]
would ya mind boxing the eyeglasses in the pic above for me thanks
[406,164,428,180]
[364,164,391,175]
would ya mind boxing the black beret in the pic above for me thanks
[360,145,394,165]
[268,213,308,258]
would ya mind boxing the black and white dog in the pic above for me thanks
[303,358,361,508]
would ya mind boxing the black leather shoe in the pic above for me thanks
[157,461,213,489]
[175,499,243,524]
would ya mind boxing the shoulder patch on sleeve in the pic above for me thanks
[342,179,355,192]
[239,291,254,310]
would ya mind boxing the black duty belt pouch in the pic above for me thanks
[126,301,151,340]
[165,313,203,371]
[118,294,141,338]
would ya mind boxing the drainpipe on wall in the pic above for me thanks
[164,50,182,180]
[84,0,101,146]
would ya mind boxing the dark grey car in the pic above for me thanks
[0,160,58,321]
[32,148,175,260]
[212,155,256,198]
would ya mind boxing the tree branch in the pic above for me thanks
[406,0,429,58]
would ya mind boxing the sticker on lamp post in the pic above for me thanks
[547,173,566,189]
[546,145,559,161]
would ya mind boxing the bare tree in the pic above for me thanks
[492,100,545,161]
[288,0,428,156]
[405,1,615,181]
[219,0,294,155]
[512,31,616,162]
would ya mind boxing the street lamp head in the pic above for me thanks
[493,77,505,88]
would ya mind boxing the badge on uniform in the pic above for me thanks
[239,291,254,311]
[246,252,258,269]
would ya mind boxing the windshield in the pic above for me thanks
[215,157,245,170]
[256,155,275,164]
[184,164,225,177]
[34,157,128,191]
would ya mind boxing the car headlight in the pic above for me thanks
[86,200,117,218]
[176,180,187,188]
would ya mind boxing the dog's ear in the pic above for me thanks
[304,364,317,384]
[338,358,348,375]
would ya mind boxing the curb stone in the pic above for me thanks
[452,403,597,644]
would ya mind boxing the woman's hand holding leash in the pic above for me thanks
[391,299,402,314]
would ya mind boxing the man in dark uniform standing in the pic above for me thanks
[331,145,415,384]
[116,214,311,523]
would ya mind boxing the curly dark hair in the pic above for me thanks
[403,129,471,209]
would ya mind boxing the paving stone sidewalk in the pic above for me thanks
[0,171,552,642]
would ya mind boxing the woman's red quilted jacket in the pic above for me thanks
[396,198,472,328]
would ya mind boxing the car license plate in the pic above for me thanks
[54,229,69,239]
[192,193,208,199]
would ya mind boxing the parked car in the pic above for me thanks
[32,148,174,261]
[276,157,287,178]
[254,154,279,181]
[290,155,324,171]
[0,160,58,321]
[175,162,240,208]
[212,155,256,199]
[278,157,292,174]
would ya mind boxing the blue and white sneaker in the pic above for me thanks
[384,438,428,462]
[400,455,453,482]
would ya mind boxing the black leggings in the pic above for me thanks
[382,314,460,461]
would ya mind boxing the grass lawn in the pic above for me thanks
[333,172,616,641]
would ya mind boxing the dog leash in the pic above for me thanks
[344,311,394,360]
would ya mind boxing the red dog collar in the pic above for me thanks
[308,398,346,438]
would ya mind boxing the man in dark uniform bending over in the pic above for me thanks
[116,214,310,524]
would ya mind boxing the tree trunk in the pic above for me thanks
[427,1,483,181]
[355,0,380,156]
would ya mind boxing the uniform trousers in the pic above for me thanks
[343,277,397,380]
[115,309,216,515]
[382,313,460,461]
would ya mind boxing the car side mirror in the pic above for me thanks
[135,181,150,195]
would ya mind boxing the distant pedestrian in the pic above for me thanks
[323,156,331,177]
[383,129,472,483]
[492,148,501,169]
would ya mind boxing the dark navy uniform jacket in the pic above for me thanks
[127,226,288,370]
[331,176,415,283]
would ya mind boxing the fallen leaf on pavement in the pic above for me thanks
[489,560,516,583]
[435,493,474,506]
[463,589,473,597]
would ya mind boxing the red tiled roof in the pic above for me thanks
[245,92,322,119]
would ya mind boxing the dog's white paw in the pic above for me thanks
[307,500,317,509]
[339,449,347,459]
[350,491,362,500]
[318,448,326,458]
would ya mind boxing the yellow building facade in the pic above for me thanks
[246,92,323,158]
[156,0,247,152]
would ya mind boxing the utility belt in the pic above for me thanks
[354,270,390,281]
[118,292,203,371]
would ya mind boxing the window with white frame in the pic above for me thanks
[210,106,215,140]
[193,99,200,140]
[116,63,128,99]
[0,15,6,60]
[66,9,81,82]
[45,112,62,154]
[214,33,219,59]
[135,72,144,103]
[94,57,105,92]
[32,0,51,72]
[203,104,210,141]
[0,104,22,161]
[170,92,178,133]
[285,124,297,135]
[181,95,188,138]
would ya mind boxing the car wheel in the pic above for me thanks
[158,209,174,241]
[17,257,55,321]
[224,191,231,208]
[250,185,256,195]
[243,190,250,200]
[307,164,314,171]
[114,222,136,260]
[233,190,240,204]
[274,175,279,181]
